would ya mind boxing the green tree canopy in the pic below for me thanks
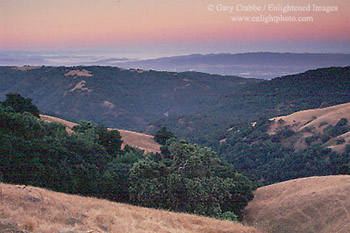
[129,139,256,220]
[154,126,176,145]
[2,93,40,117]
[72,121,123,156]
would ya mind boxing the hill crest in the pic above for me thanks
[244,175,350,233]
[268,102,350,153]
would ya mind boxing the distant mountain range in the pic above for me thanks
[113,52,350,79]
[1,52,349,79]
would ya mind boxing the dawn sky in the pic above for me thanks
[0,0,349,58]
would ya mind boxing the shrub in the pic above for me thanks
[346,144,350,153]
[305,135,318,145]
[336,138,345,145]
[220,211,238,222]
[271,128,295,142]
[336,118,348,127]
[319,121,328,127]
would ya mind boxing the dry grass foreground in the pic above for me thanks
[0,183,259,233]
[243,175,350,233]
[268,102,350,153]
[40,115,161,153]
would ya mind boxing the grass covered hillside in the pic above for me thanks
[0,66,260,133]
[268,102,350,153]
[244,175,350,233]
[0,183,260,233]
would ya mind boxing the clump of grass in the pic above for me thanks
[23,218,36,232]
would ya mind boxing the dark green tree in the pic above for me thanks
[72,121,122,156]
[129,139,256,220]
[72,120,96,134]
[96,126,123,157]
[2,93,40,117]
[154,126,176,145]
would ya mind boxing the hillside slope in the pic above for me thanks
[243,175,350,233]
[153,66,350,139]
[1,66,349,140]
[40,114,160,153]
[0,66,260,133]
[215,101,350,185]
[0,182,259,233]
[268,102,350,153]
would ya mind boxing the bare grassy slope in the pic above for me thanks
[268,102,350,152]
[117,129,161,153]
[40,115,160,153]
[244,175,350,233]
[0,183,259,233]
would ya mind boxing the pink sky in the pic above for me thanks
[0,0,349,57]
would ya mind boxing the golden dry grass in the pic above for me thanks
[40,115,161,153]
[64,69,93,77]
[268,102,350,152]
[117,129,160,153]
[269,102,350,134]
[243,175,350,233]
[69,80,92,93]
[0,183,259,233]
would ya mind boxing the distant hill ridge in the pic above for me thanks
[114,52,350,79]
[2,52,349,79]
[1,66,349,140]
[0,65,261,134]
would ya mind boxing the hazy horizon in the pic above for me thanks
[1,0,349,61]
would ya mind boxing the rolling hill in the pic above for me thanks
[214,101,350,185]
[40,114,161,154]
[0,182,259,233]
[0,66,260,134]
[243,175,350,233]
[0,66,349,141]
[268,102,350,153]
[154,66,350,139]
[3,52,349,80]
[1,175,349,233]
